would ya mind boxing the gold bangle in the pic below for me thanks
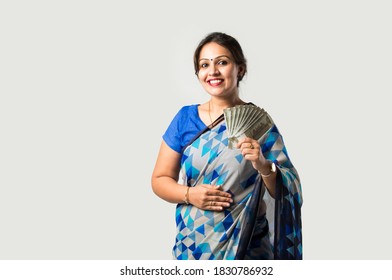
[184,187,190,204]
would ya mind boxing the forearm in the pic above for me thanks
[261,172,277,198]
[152,176,188,204]
[257,162,277,198]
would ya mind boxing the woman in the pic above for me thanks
[151,32,302,260]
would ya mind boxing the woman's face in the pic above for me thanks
[197,42,243,98]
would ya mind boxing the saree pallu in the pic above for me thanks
[173,121,302,260]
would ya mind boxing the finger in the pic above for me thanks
[238,141,258,151]
[236,137,253,147]
[241,142,260,154]
[202,196,232,208]
[243,153,259,161]
[237,136,252,144]
[241,149,256,160]
[236,138,246,148]
[203,185,230,196]
[246,141,259,150]
[207,200,227,211]
[203,184,224,190]
[243,146,260,157]
[210,206,224,211]
[241,144,254,150]
[209,195,233,203]
[207,189,232,198]
[241,146,255,154]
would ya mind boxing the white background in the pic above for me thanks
[1,0,391,260]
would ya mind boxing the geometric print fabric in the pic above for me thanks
[174,122,255,259]
[173,122,303,260]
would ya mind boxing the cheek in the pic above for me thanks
[223,67,237,78]
[197,71,206,82]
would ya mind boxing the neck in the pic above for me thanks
[209,96,245,114]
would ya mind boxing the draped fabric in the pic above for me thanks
[171,119,302,260]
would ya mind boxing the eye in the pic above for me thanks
[200,63,209,68]
[217,60,228,66]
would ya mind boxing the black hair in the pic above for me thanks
[193,32,247,86]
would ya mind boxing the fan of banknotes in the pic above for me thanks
[223,104,273,149]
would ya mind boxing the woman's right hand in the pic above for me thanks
[188,184,233,211]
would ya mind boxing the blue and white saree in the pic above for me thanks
[168,107,302,260]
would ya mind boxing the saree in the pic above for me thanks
[172,118,302,260]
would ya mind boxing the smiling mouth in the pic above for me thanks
[207,79,223,86]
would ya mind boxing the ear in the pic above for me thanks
[237,65,245,77]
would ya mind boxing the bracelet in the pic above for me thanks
[259,170,272,178]
[184,187,190,204]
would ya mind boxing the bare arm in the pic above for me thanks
[151,141,233,210]
[151,141,185,203]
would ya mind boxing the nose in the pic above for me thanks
[208,63,219,76]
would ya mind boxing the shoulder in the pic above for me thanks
[172,104,199,121]
[166,104,200,128]
[177,104,199,115]
[163,104,201,153]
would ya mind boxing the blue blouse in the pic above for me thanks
[163,105,207,153]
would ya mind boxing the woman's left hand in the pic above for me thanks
[237,137,277,198]
[236,137,267,172]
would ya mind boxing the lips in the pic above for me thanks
[207,79,224,86]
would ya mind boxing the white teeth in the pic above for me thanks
[209,79,222,85]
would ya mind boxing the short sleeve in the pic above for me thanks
[162,105,206,154]
[162,107,186,153]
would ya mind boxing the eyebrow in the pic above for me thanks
[199,55,231,62]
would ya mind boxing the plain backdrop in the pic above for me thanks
[1,0,391,259]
